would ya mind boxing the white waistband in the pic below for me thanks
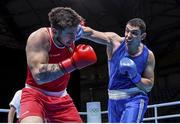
[108,87,145,100]
[25,84,68,97]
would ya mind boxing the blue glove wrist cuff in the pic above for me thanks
[131,73,141,84]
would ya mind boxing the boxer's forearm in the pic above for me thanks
[136,77,154,92]
[81,26,112,46]
[32,63,64,85]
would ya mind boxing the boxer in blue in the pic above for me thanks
[82,18,155,123]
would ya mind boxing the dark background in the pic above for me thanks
[1,0,180,122]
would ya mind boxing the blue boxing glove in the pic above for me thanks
[119,57,141,84]
[75,25,83,41]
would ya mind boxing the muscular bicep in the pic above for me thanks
[26,30,65,85]
[26,45,48,70]
[143,51,155,81]
[136,51,155,93]
[141,51,155,90]
[26,31,50,81]
[26,36,48,69]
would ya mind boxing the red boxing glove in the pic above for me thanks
[59,44,97,74]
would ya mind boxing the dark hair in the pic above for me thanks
[48,7,84,30]
[127,18,146,33]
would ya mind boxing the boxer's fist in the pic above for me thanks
[119,57,141,84]
[59,44,97,73]
[72,44,97,69]
[75,25,83,40]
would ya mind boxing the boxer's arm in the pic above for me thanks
[136,51,155,92]
[81,26,122,47]
[27,30,97,85]
[26,29,64,85]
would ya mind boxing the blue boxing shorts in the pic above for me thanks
[108,88,148,123]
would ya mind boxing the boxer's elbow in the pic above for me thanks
[145,80,154,92]
[145,85,153,92]
[138,78,154,93]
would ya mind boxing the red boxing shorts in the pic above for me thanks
[19,87,82,123]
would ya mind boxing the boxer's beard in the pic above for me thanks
[127,39,140,55]
[56,37,73,53]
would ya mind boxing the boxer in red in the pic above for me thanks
[19,7,97,123]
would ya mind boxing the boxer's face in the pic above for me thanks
[125,24,146,54]
[53,26,78,47]
[125,24,142,42]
